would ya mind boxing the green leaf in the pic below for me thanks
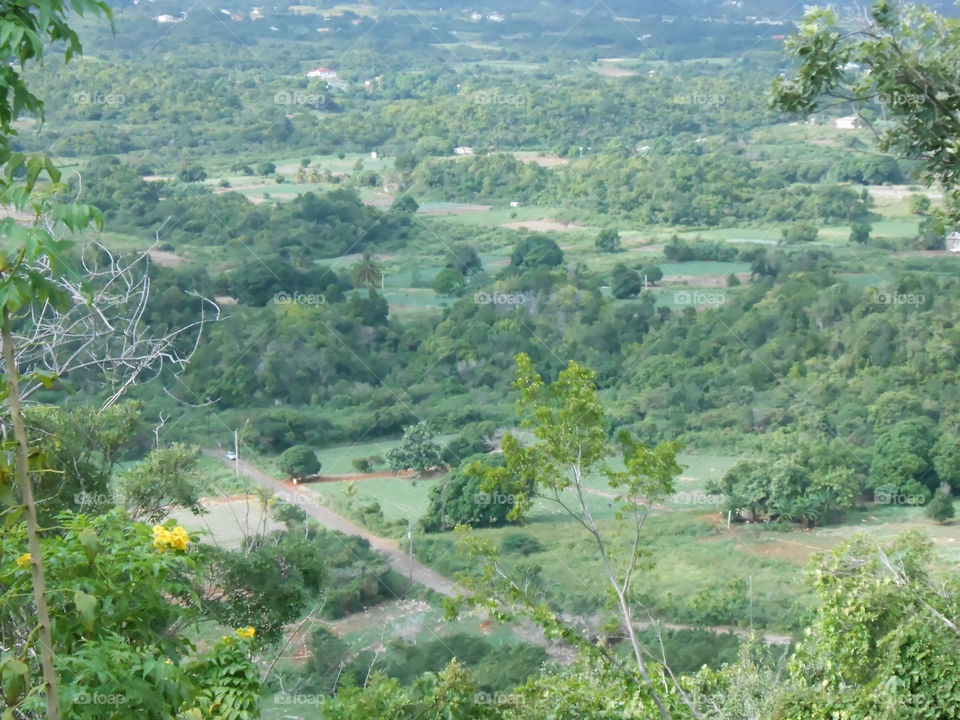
[43,155,60,183]
[78,527,99,564]
[1,657,28,706]
[0,479,14,506]
[24,154,43,190]
[73,590,97,632]
[5,152,24,176]
[29,369,58,389]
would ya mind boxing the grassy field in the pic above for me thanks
[312,439,402,474]
[659,261,751,278]
[435,204,570,227]
[312,476,445,523]
[170,495,284,548]
[293,440,958,633]
[300,446,826,629]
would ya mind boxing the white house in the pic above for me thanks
[454,146,475,155]
[946,231,960,252]
[307,67,337,79]
[835,115,863,130]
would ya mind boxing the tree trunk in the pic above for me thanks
[3,307,60,720]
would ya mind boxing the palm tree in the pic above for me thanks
[771,495,823,530]
[350,251,383,289]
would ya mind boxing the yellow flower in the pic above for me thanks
[153,526,170,550]
[167,526,190,552]
[235,626,256,640]
[15,553,31,569]
[153,525,190,552]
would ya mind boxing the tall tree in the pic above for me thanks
[116,443,205,523]
[0,1,113,713]
[350,251,384,289]
[772,2,960,220]
[457,354,691,719]
[387,422,443,476]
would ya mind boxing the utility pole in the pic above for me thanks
[749,575,754,629]
[234,428,240,476]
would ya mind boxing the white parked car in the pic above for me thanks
[225,451,237,460]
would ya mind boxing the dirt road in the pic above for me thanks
[202,451,792,648]
[202,450,459,597]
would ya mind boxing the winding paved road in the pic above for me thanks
[202,450,460,597]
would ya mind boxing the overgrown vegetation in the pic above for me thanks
[3,0,960,718]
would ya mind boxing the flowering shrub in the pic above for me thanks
[153,523,190,552]
[0,510,260,719]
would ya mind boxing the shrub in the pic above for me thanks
[926,488,955,523]
[500,532,546,556]
[278,445,320,479]
[352,457,372,473]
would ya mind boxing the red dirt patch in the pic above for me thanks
[297,470,413,484]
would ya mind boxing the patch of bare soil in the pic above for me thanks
[516,153,569,168]
[329,599,434,638]
[417,203,491,216]
[169,495,284,548]
[213,182,271,194]
[867,184,943,200]
[146,249,186,267]
[501,219,589,232]
[0,206,36,225]
[662,272,750,288]
[299,467,447,484]
[593,65,638,77]
[364,194,395,207]
[301,470,414,483]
